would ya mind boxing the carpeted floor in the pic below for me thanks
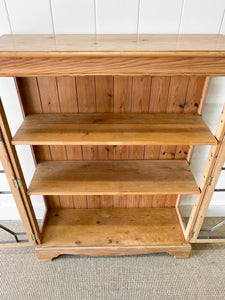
[0,221,224,300]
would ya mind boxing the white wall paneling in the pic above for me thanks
[180,0,225,34]
[5,0,53,34]
[0,194,21,220]
[215,171,225,189]
[0,173,10,191]
[220,9,225,34]
[51,0,96,34]
[0,0,11,35]
[96,0,139,33]
[138,0,184,33]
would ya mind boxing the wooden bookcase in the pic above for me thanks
[0,34,225,261]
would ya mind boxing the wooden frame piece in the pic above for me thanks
[0,131,34,246]
[185,104,225,242]
[0,98,41,244]
[1,35,225,76]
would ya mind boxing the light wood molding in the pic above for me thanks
[0,35,225,76]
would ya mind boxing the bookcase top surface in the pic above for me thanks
[0,34,225,57]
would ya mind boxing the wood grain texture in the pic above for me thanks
[1,56,225,76]
[12,113,216,146]
[129,76,151,210]
[40,208,189,247]
[36,244,191,260]
[113,76,133,207]
[15,77,55,208]
[0,99,41,243]
[28,160,200,196]
[1,34,225,54]
[16,75,208,208]
[95,76,114,208]
[162,76,189,207]
[56,76,84,208]
[1,35,225,76]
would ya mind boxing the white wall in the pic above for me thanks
[0,0,225,219]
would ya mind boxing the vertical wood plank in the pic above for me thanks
[139,195,153,208]
[114,76,132,208]
[86,196,101,209]
[166,76,189,113]
[16,78,42,114]
[145,76,170,161]
[148,76,171,207]
[16,77,52,163]
[184,76,207,113]
[95,76,114,208]
[114,76,132,112]
[130,76,151,158]
[76,76,96,112]
[73,196,88,209]
[56,77,82,161]
[149,77,171,112]
[165,195,178,208]
[163,76,189,207]
[37,77,66,208]
[37,77,67,160]
[114,76,132,167]
[57,77,78,112]
[16,77,55,208]
[131,76,151,112]
[96,77,115,160]
[162,76,189,161]
[56,76,82,208]
[175,77,206,160]
[76,76,99,208]
[95,76,114,113]
[130,76,151,207]
[76,76,99,161]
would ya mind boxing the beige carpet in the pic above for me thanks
[0,221,224,300]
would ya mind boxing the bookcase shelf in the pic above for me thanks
[28,160,200,196]
[12,113,216,146]
[36,208,191,260]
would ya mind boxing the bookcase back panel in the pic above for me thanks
[16,75,207,209]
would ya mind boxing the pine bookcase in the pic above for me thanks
[0,34,225,261]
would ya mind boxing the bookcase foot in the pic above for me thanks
[36,244,191,261]
[36,249,58,262]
